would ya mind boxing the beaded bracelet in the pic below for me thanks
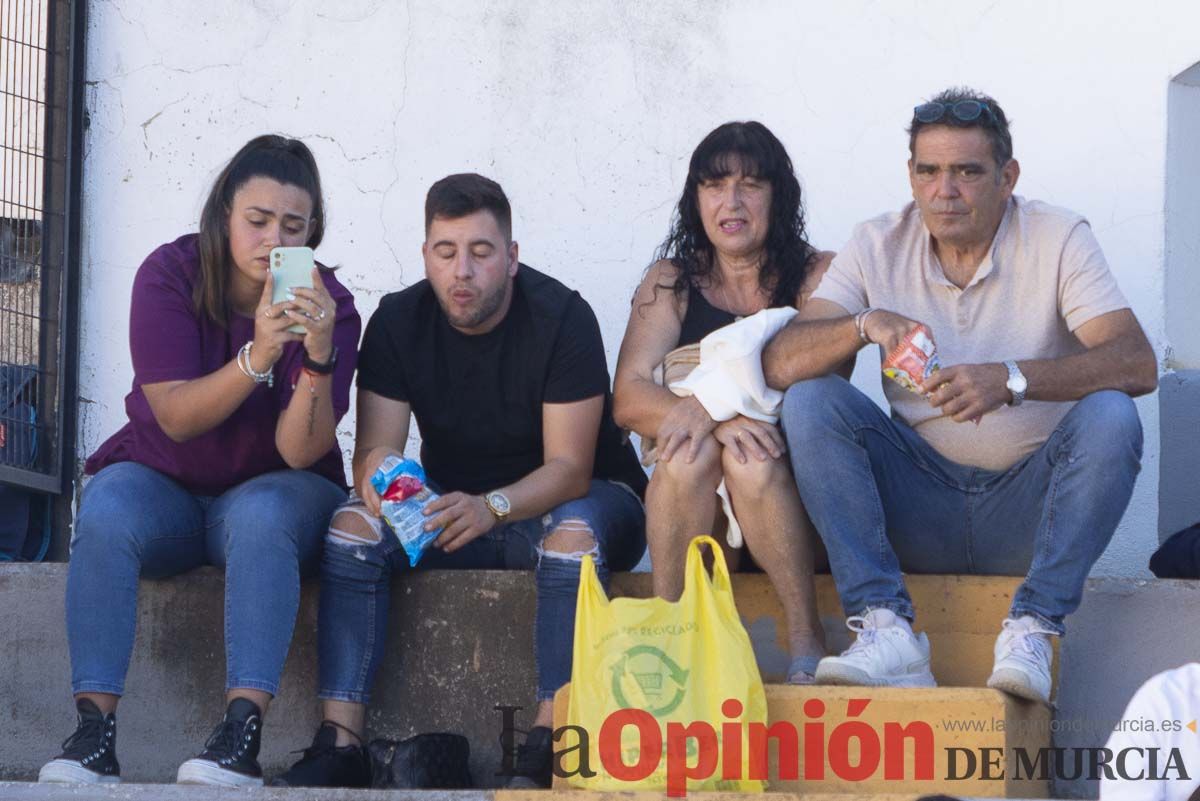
[237,341,273,388]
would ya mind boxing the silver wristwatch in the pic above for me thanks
[1003,360,1028,406]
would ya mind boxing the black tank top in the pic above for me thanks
[677,282,738,347]
[677,281,790,347]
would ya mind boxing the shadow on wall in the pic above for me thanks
[1160,60,1200,544]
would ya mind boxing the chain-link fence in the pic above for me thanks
[1,0,83,495]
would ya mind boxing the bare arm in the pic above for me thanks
[1017,309,1157,399]
[275,273,343,468]
[612,261,690,437]
[611,261,720,463]
[141,368,260,443]
[350,389,412,516]
[763,298,861,390]
[499,395,602,517]
[427,395,603,552]
[142,273,302,442]
[924,309,1158,423]
[276,371,338,468]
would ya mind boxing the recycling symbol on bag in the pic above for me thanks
[611,644,689,717]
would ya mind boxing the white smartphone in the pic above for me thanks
[269,246,315,334]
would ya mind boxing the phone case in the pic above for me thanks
[270,246,315,334]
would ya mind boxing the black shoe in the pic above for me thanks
[271,722,371,788]
[369,732,473,789]
[504,726,553,789]
[176,698,263,786]
[38,699,120,784]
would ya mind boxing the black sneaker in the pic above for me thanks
[504,726,553,789]
[271,722,371,788]
[38,699,120,784]
[176,698,263,786]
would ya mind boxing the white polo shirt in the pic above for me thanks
[811,196,1130,471]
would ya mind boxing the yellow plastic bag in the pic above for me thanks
[564,535,767,795]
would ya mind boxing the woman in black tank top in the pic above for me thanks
[614,122,833,684]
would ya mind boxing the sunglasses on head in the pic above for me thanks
[913,100,994,124]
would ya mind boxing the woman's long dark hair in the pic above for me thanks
[195,134,325,327]
[652,121,818,308]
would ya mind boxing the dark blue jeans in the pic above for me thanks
[318,479,646,703]
[67,461,346,696]
[781,377,1143,635]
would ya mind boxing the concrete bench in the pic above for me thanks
[1,564,1197,797]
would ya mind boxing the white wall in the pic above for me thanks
[1166,65,1200,370]
[77,0,1200,577]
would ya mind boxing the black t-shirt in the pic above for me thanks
[357,264,648,498]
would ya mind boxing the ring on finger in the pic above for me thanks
[317,308,327,321]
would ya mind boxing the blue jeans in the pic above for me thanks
[781,377,1143,635]
[67,462,346,696]
[318,479,646,703]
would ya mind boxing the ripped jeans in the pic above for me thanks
[317,479,645,703]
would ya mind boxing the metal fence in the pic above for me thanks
[0,0,83,494]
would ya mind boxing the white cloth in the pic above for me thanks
[670,307,797,422]
[667,307,798,547]
[1100,663,1200,800]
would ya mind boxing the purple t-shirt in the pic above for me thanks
[85,234,361,495]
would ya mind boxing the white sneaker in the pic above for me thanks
[814,608,937,688]
[986,615,1055,703]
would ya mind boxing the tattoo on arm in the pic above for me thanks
[307,393,318,436]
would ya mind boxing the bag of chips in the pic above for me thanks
[370,455,443,566]
[882,323,941,394]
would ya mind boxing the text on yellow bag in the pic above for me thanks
[565,535,767,796]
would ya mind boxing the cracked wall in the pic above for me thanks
[76,0,1200,577]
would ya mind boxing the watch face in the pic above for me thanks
[1011,374,1028,393]
[489,492,511,515]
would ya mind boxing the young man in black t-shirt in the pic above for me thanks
[276,174,647,789]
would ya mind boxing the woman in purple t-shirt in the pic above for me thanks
[38,136,361,788]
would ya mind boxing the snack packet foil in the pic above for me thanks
[882,324,941,394]
[370,455,443,566]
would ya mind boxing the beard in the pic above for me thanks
[440,281,509,331]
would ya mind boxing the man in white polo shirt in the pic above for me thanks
[763,87,1157,703]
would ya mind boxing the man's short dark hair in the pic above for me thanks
[424,173,512,241]
[907,87,1013,167]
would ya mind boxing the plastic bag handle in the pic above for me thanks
[577,552,609,608]
[683,534,733,599]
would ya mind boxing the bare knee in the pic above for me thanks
[326,510,382,547]
[542,518,597,556]
[651,434,722,490]
[722,448,792,500]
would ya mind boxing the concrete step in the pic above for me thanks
[552,684,1050,797]
[611,573,1047,687]
[4,563,1199,798]
[0,565,1033,785]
